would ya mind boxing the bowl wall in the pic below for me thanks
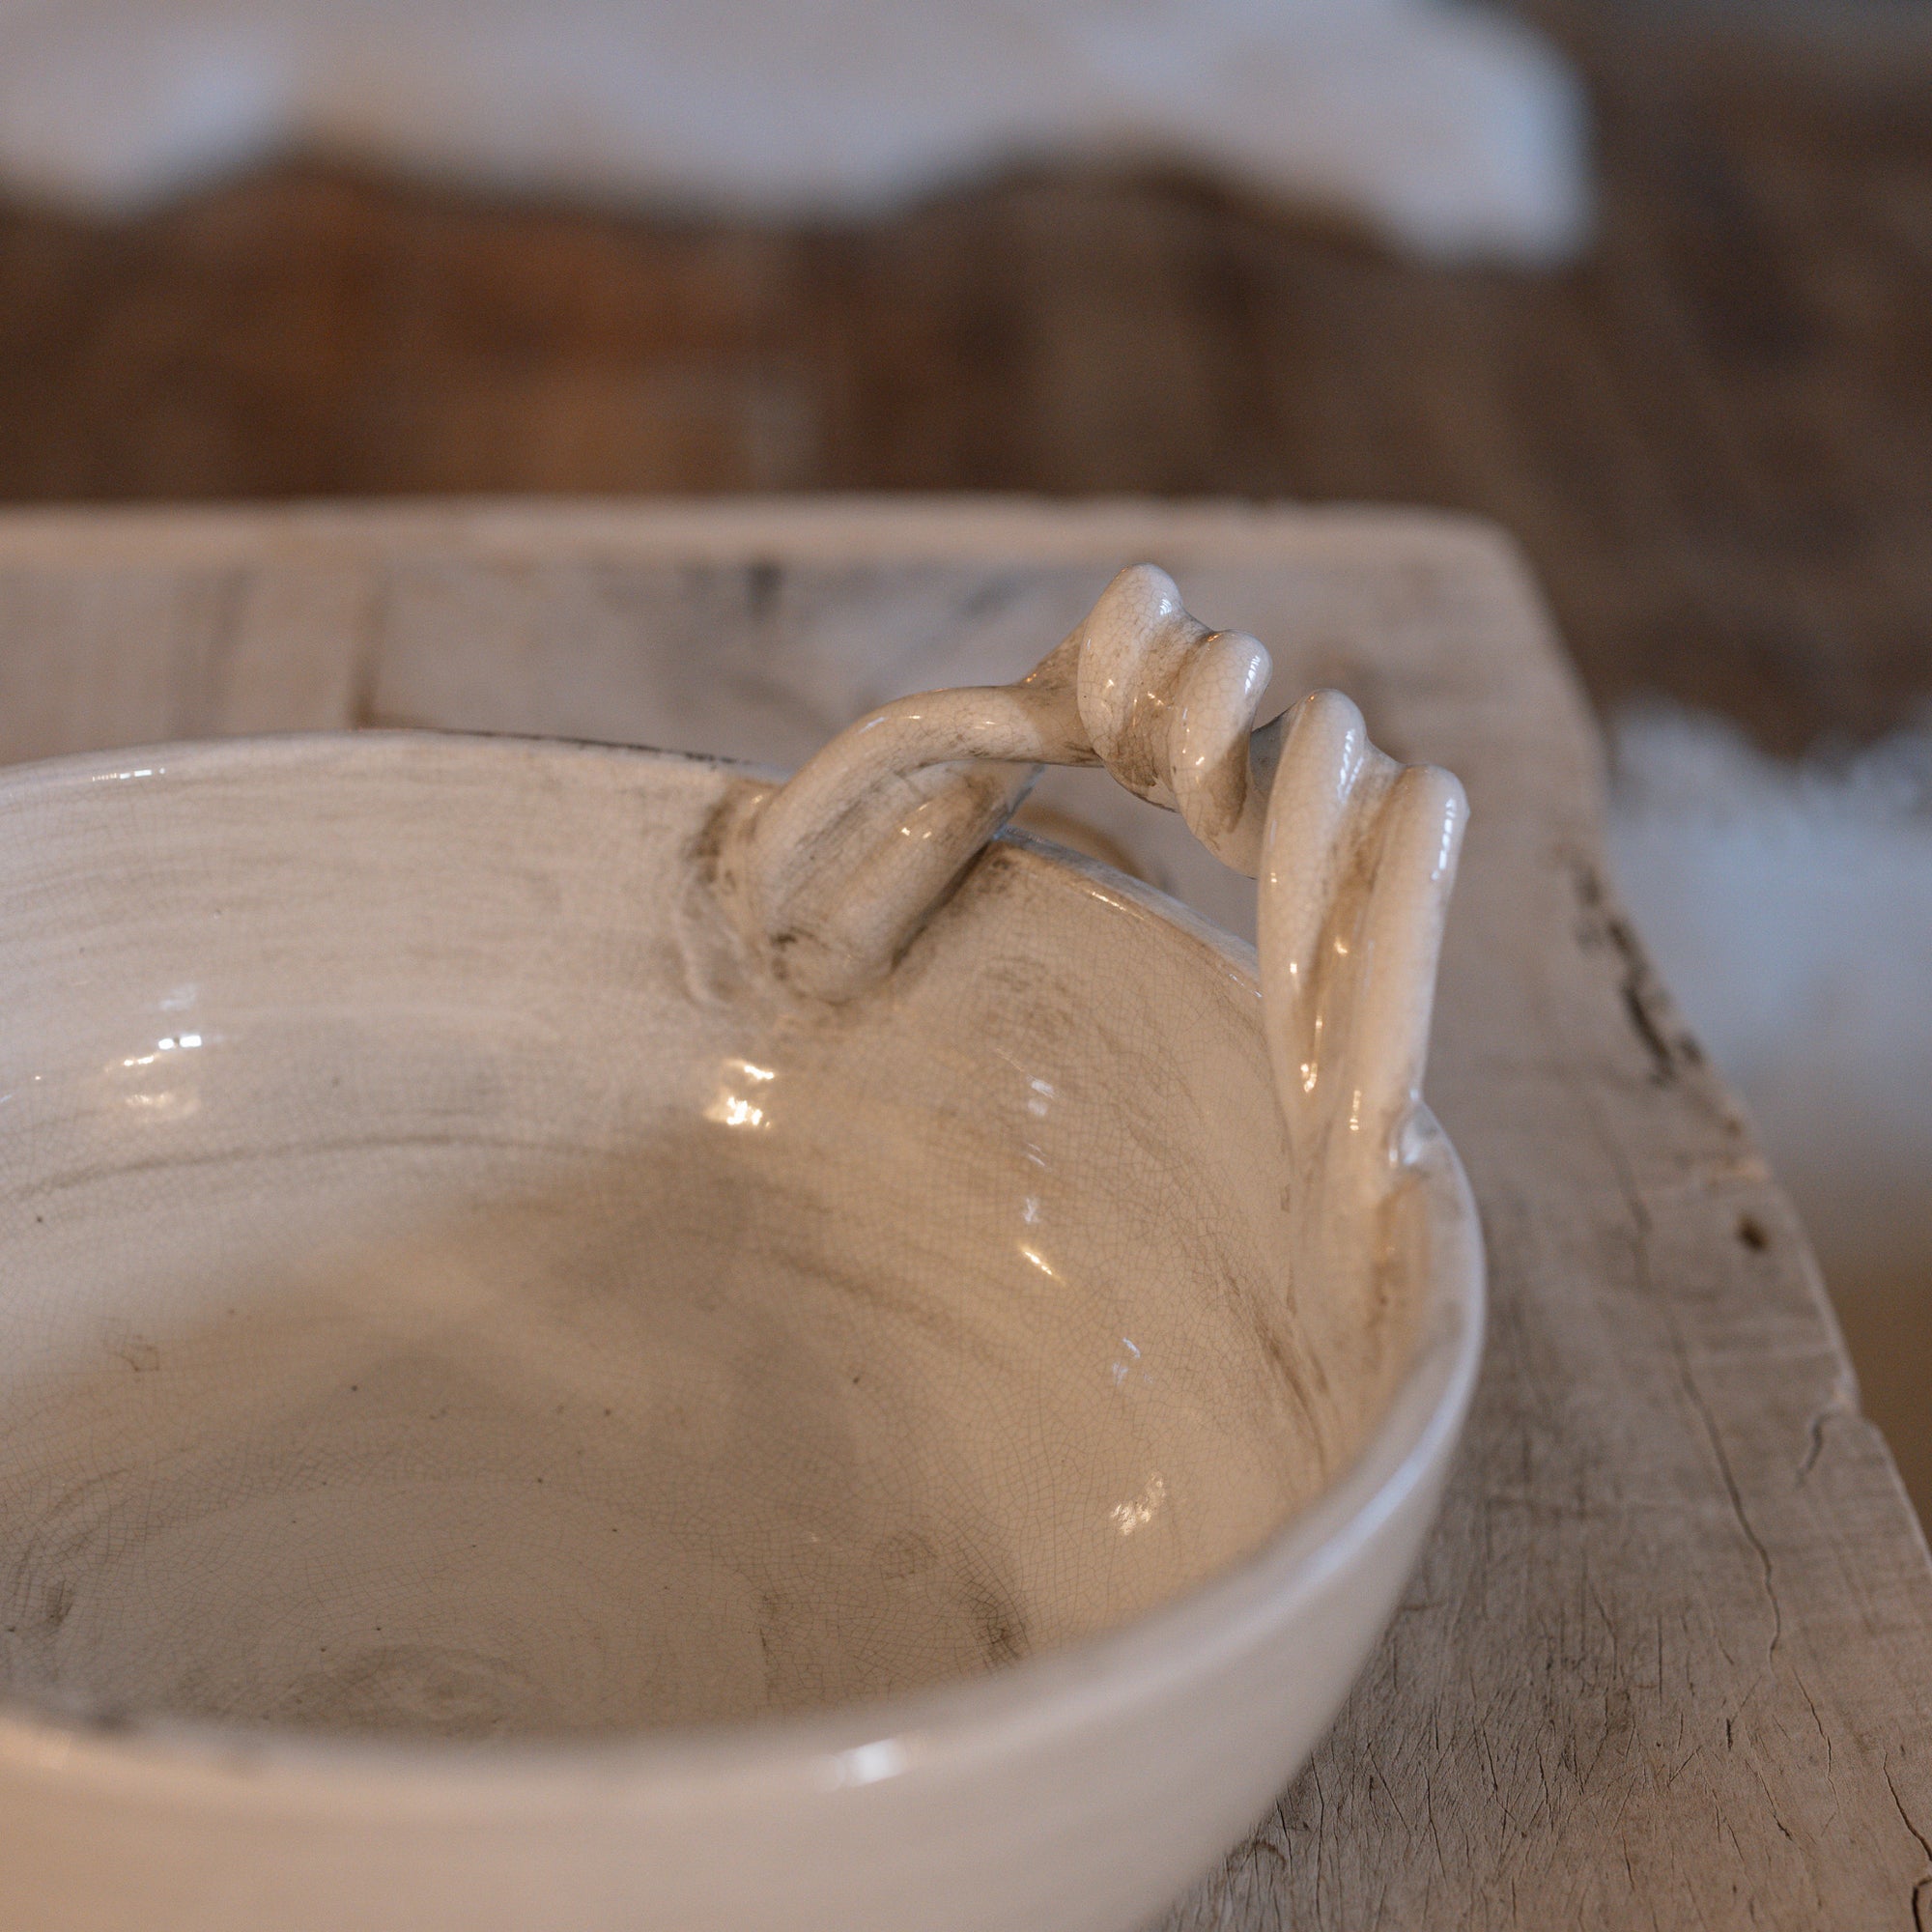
[0,733,1481,1931]
[0,735,1417,1740]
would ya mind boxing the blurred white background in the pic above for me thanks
[0,0,1588,258]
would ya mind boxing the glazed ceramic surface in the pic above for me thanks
[0,570,1483,1932]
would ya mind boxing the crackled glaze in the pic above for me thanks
[0,581,1480,1932]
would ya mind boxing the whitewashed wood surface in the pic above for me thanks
[0,497,1926,1928]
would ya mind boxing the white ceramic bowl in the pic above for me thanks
[0,722,1481,1931]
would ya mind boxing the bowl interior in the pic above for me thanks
[0,736,1424,1741]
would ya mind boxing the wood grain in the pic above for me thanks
[0,496,1924,1928]
[3,13,1932,752]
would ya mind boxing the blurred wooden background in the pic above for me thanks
[2,5,1929,754]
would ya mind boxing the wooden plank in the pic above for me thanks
[11,8,1932,754]
[0,497,1925,1928]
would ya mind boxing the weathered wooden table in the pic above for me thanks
[1,497,1927,1928]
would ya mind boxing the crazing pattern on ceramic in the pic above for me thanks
[714,563,1468,1218]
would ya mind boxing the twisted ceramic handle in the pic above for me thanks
[714,564,1466,1181]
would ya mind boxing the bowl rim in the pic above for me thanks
[0,729,1486,1804]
